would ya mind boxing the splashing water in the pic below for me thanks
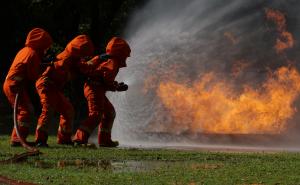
[102,0,300,148]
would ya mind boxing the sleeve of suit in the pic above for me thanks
[97,59,119,84]
[27,52,41,81]
[77,56,101,75]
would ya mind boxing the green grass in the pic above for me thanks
[0,135,300,185]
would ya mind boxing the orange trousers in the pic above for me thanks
[73,83,115,144]
[35,82,74,144]
[3,80,33,143]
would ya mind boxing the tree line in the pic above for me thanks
[0,0,146,134]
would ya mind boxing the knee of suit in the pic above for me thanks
[40,105,54,114]
[36,122,49,132]
[89,111,102,122]
[110,108,116,118]
[61,104,75,120]
[104,110,116,121]
[17,112,31,123]
[18,107,31,115]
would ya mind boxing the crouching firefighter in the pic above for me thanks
[73,37,131,147]
[3,28,53,146]
[35,35,97,147]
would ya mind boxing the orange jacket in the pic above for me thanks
[36,35,95,89]
[86,37,131,89]
[5,28,53,86]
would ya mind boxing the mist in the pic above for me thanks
[97,0,300,149]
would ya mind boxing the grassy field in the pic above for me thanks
[0,135,300,185]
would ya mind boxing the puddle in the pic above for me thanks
[30,159,223,173]
[32,159,171,172]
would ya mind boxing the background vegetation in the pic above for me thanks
[0,0,146,134]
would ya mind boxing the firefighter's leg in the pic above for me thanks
[11,90,33,145]
[57,93,74,145]
[35,102,53,146]
[35,85,56,147]
[98,96,118,147]
[73,85,104,144]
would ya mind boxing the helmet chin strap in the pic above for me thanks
[14,93,39,152]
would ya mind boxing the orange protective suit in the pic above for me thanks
[35,35,96,145]
[2,28,53,144]
[73,37,131,147]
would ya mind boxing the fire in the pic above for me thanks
[143,61,183,93]
[265,8,286,32]
[265,8,294,53]
[144,8,298,135]
[157,66,300,134]
[275,31,294,54]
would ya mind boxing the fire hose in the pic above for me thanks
[0,93,41,165]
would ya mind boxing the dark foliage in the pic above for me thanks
[0,0,146,134]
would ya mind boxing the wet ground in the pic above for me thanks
[32,159,173,172]
[1,134,300,185]
[119,142,300,153]
[119,132,300,153]
[22,158,224,173]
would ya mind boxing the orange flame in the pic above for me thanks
[265,8,286,32]
[265,8,294,53]
[275,31,294,53]
[143,61,184,93]
[157,66,300,134]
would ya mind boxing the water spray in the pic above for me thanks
[96,0,300,151]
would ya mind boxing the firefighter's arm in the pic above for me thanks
[98,59,129,91]
[80,54,111,75]
[28,53,42,81]
[78,56,101,75]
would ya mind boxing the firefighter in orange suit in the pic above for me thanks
[73,37,131,147]
[35,35,97,147]
[3,28,53,146]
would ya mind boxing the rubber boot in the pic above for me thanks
[98,131,119,147]
[10,126,29,147]
[57,131,73,145]
[35,129,49,147]
[73,129,90,145]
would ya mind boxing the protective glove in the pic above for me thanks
[116,82,128,91]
